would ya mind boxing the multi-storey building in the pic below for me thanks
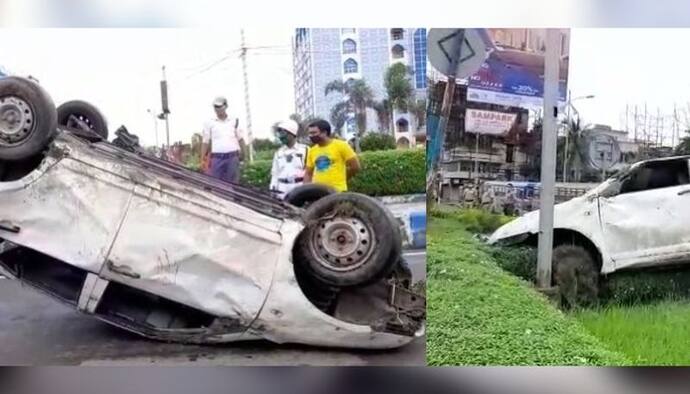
[293,28,427,146]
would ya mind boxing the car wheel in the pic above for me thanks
[0,77,57,161]
[295,193,402,288]
[57,100,108,140]
[552,244,600,308]
[284,183,336,208]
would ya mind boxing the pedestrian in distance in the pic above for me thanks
[201,96,247,183]
[304,119,360,192]
[269,119,309,200]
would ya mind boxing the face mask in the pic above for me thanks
[278,134,289,145]
[309,135,321,144]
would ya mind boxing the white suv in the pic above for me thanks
[490,156,690,305]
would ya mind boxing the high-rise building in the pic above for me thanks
[293,28,427,146]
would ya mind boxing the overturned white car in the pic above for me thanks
[0,77,424,349]
[489,156,690,305]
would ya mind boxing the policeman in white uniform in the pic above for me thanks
[269,120,308,199]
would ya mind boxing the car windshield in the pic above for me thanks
[583,163,636,197]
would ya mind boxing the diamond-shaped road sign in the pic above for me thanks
[428,28,488,79]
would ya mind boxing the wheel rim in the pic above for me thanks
[309,216,377,272]
[0,96,34,146]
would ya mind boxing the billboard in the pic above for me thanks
[466,28,570,109]
[465,109,517,135]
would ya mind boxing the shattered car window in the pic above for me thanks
[620,159,690,194]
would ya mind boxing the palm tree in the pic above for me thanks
[559,118,586,182]
[410,99,427,132]
[289,113,320,140]
[384,63,414,113]
[325,79,375,148]
[328,102,349,136]
[371,99,392,133]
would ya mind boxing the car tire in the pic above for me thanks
[295,192,402,288]
[57,100,108,140]
[0,77,57,161]
[284,183,336,208]
[552,244,600,308]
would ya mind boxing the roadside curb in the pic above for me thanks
[376,194,426,205]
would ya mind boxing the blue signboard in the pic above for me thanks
[468,56,567,101]
[466,29,570,108]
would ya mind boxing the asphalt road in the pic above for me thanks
[0,251,425,366]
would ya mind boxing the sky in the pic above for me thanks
[568,28,690,146]
[3,28,690,148]
[0,28,295,147]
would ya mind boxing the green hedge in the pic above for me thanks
[428,216,629,365]
[240,148,425,196]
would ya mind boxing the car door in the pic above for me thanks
[598,158,690,271]
[99,179,290,337]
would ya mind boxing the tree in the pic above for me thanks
[519,117,542,181]
[289,113,319,139]
[329,102,349,136]
[384,63,414,112]
[371,99,392,133]
[557,118,586,182]
[410,99,427,131]
[325,78,374,139]
[675,128,690,155]
[253,138,279,152]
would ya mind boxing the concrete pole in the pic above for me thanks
[240,29,254,163]
[536,29,561,289]
[161,66,171,150]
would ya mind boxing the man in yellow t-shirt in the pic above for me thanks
[304,119,360,192]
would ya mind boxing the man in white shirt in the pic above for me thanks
[269,119,308,199]
[201,96,246,183]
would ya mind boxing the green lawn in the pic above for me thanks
[427,216,628,366]
[574,301,690,366]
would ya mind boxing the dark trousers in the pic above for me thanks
[211,152,240,183]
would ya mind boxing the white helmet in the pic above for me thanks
[275,119,299,136]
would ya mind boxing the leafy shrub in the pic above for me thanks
[240,148,425,196]
[253,138,279,152]
[360,133,396,151]
[240,160,272,188]
[348,148,424,196]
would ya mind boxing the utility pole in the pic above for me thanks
[161,66,171,149]
[240,29,254,163]
[536,29,560,290]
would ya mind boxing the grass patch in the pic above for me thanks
[429,207,513,234]
[427,216,628,366]
[433,206,690,365]
[574,301,690,365]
